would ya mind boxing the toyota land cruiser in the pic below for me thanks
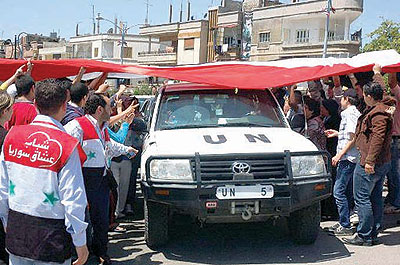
[141,83,332,248]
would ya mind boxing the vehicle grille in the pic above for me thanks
[193,155,287,182]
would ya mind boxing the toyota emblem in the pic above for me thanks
[232,162,251,174]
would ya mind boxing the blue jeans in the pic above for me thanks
[386,139,400,208]
[334,160,356,228]
[9,254,70,265]
[353,162,391,240]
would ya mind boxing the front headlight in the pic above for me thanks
[149,159,193,181]
[291,155,326,177]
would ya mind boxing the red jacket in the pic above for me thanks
[6,101,38,129]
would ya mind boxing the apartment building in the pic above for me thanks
[139,0,363,65]
[69,33,160,64]
[1,32,62,59]
[38,40,74,60]
[138,20,209,66]
[250,0,363,60]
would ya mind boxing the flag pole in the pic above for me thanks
[322,0,332,58]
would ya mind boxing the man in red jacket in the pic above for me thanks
[7,74,37,129]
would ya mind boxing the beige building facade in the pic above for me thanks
[38,40,73,60]
[250,0,363,61]
[69,34,159,64]
[138,20,209,66]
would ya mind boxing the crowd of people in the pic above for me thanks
[276,64,400,246]
[0,63,149,265]
[0,60,399,265]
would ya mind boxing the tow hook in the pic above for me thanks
[231,201,259,221]
[241,207,253,221]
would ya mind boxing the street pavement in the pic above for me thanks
[96,212,400,265]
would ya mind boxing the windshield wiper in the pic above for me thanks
[161,124,220,130]
[219,122,274,128]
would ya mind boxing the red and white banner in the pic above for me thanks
[1,49,400,89]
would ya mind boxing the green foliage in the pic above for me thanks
[363,19,400,53]
[131,84,153,95]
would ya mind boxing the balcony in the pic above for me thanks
[283,34,361,47]
[253,0,363,22]
[137,50,177,66]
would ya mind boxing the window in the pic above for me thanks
[184,38,195,50]
[328,31,335,41]
[223,36,235,47]
[52,54,61,60]
[102,42,114,58]
[259,32,271,43]
[156,89,286,131]
[74,43,92,58]
[94,47,99,57]
[123,47,133,58]
[296,30,309,43]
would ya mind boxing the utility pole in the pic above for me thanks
[97,13,101,34]
[92,5,96,35]
[97,16,140,65]
[187,1,191,21]
[322,0,332,58]
[145,0,150,25]
[120,23,126,65]
[180,1,183,23]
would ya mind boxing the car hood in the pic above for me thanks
[145,127,318,156]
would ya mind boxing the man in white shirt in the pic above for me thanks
[325,88,361,236]
[65,92,137,265]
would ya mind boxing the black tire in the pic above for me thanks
[144,200,169,248]
[288,202,321,245]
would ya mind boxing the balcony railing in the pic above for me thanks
[137,50,177,65]
[283,34,361,46]
[138,49,176,56]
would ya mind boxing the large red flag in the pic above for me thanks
[1,50,400,89]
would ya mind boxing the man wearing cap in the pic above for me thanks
[325,88,361,235]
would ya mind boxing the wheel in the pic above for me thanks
[144,200,169,248]
[288,202,321,245]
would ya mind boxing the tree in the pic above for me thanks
[363,19,400,53]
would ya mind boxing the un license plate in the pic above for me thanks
[216,185,274,200]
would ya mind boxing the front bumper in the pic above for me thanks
[142,151,332,222]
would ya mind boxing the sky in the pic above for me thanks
[0,0,398,43]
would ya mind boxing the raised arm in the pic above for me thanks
[388,72,398,90]
[332,76,343,100]
[114,84,128,101]
[288,85,299,112]
[0,64,25,91]
[109,103,139,126]
[88,72,108,91]
[26,59,33,76]
[372,64,386,91]
[72,67,86,86]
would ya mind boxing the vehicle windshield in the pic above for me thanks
[155,89,287,130]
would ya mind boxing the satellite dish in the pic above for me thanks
[107,28,113,34]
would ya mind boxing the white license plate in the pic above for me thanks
[216,185,274,200]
